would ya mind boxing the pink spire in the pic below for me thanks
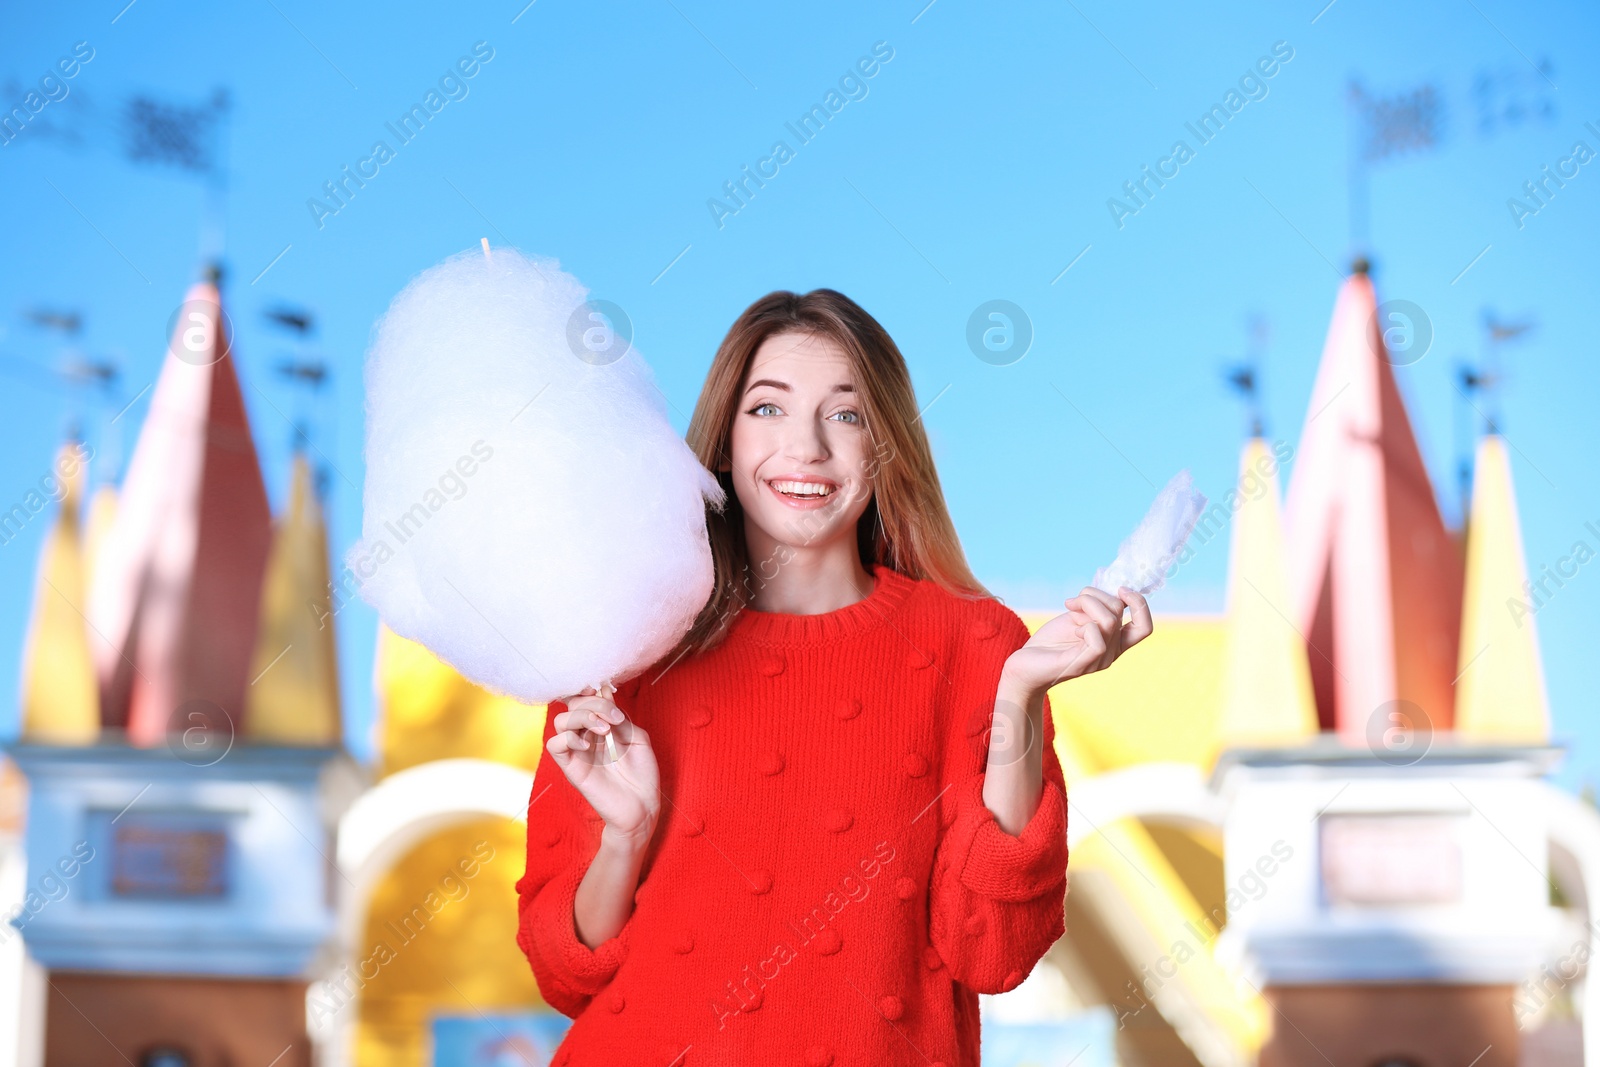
[1283,268,1463,742]
[85,273,272,746]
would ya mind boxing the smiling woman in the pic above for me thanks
[679,288,985,649]
[517,287,1153,1065]
[722,330,882,613]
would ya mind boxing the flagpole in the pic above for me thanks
[1346,79,1370,263]
[197,89,232,268]
[1452,360,1479,532]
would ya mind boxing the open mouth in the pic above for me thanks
[766,478,839,503]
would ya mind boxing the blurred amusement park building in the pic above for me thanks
[0,257,1595,1067]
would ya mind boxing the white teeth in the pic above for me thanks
[771,480,835,497]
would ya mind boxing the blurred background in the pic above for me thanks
[0,0,1596,1065]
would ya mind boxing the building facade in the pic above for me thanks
[2,261,1595,1067]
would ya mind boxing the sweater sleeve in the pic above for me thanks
[928,611,1069,994]
[513,683,638,1017]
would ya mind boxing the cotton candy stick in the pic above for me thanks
[1091,470,1208,596]
[594,681,621,765]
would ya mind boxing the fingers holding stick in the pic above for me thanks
[551,684,628,766]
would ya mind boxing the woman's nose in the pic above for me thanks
[784,418,830,463]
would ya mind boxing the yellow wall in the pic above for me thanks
[355,817,545,1066]
[376,627,547,777]
[1028,614,1227,772]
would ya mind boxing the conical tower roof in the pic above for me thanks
[1283,268,1463,741]
[1216,438,1319,753]
[244,452,342,745]
[1454,435,1550,742]
[83,482,118,592]
[19,440,100,744]
[84,272,272,746]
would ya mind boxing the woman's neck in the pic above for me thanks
[744,525,876,615]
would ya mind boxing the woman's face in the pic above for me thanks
[728,331,876,555]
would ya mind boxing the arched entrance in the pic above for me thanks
[324,759,552,1067]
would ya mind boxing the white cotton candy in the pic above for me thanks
[1091,470,1207,596]
[351,246,724,704]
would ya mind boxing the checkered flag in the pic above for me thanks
[123,89,228,173]
[1350,80,1444,164]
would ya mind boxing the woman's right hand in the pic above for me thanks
[545,687,661,847]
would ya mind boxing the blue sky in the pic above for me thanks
[1,0,1595,788]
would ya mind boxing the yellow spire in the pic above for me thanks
[83,482,118,592]
[1216,438,1319,752]
[1455,435,1549,742]
[244,453,342,745]
[20,441,100,744]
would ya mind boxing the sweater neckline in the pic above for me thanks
[732,564,917,645]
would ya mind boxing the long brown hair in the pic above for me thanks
[674,289,987,656]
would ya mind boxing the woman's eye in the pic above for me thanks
[747,402,782,417]
[830,410,861,424]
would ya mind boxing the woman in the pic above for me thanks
[516,289,1150,1066]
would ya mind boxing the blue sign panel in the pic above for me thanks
[431,1013,572,1067]
[981,1009,1119,1067]
[429,1008,1116,1067]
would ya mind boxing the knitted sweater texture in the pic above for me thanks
[515,565,1070,1066]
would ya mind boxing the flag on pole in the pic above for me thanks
[122,89,228,173]
[1349,80,1445,164]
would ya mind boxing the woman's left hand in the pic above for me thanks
[1003,585,1153,697]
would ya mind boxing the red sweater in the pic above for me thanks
[515,565,1069,1066]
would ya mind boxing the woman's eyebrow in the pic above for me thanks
[742,379,855,394]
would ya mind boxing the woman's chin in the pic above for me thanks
[744,508,845,552]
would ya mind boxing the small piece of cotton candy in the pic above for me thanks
[351,246,724,704]
[1091,470,1207,596]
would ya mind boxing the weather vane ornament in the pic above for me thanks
[1092,470,1207,596]
[351,245,725,705]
